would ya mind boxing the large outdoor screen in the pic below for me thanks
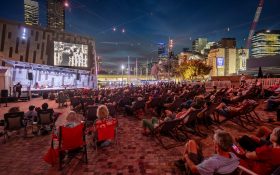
[54,41,88,67]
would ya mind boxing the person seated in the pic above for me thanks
[215,99,254,116]
[48,91,55,100]
[175,130,239,175]
[24,105,37,121]
[236,126,272,152]
[142,107,195,135]
[266,94,280,111]
[239,127,280,175]
[92,105,115,147]
[41,103,54,113]
[8,106,20,113]
[125,96,145,116]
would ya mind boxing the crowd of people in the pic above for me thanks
[1,79,280,174]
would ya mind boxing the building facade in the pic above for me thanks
[251,30,280,58]
[218,38,236,48]
[207,48,249,76]
[24,0,39,25]
[47,0,65,31]
[192,38,207,54]
[0,19,96,70]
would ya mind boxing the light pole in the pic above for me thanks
[121,65,125,87]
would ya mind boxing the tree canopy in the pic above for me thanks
[177,60,212,80]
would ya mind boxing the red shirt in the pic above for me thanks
[249,145,280,175]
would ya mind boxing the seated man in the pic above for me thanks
[215,99,255,116]
[175,130,239,175]
[25,105,37,121]
[266,94,280,111]
[239,127,280,175]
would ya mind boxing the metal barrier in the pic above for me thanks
[246,78,280,88]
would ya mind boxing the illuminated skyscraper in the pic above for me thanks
[192,38,207,54]
[24,0,39,25]
[251,30,280,58]
[47,0,65,31]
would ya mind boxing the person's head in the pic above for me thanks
[41,103,49,110]
[8,107,20,113]
[270,127,280,146]
[29,105,35,111]
[213,130,233,153]
[97,105,109,120]
[66,111,81,123]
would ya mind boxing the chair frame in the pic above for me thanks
[3,112,26,143]
[57,123,88,170]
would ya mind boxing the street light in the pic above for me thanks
[121,65,125,87]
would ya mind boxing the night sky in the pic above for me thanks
[0,0,280,70]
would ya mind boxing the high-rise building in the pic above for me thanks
[47,0,65,31]
[251,30,280,58]
[192,38,207,54]
[24,0,39,25]
[218,38,236,48]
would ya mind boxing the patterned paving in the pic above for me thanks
[0,98,278,175]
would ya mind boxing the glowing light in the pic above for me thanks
[113,27,116,31]
[122,29,125,33]
[64,1,69,7]
[21,28,27,39]
[266,29,271,33]
[121,65,125,70]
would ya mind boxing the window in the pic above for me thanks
[8,32,11,39]
[35,31,39,41]
[15,38,19,53]
[9,47,13,58]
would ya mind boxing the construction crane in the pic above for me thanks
[246,0,265,49]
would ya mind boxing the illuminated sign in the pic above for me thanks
[216,57,224,68]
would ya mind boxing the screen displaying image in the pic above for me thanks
[54,41,88,67]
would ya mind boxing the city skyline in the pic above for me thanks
[0,0,279,70]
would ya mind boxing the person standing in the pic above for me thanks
[16,82,22,99]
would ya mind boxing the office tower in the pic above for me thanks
[24,0,39,25]
[251,30,280,58]
[47,0,65,31]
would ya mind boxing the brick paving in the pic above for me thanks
[0,98,278,175]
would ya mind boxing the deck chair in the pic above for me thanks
[107,104,117,117]
[165,98,184,112]
[178,108,206,138]
[37,110,54,133]
[57,123,88,170]
[93,118,118,153]
[152,119,185,149]
[3,112,26,142]
[237,165,258,175]
[85,105,98,126]
[215,105,256,132]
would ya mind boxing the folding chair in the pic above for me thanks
[237,165,258,175]
[94,118,118,153]
[37,110,54,134]
[152,119,185,149]
[3,112,26,142]
[57,123,88,170]
[84,105,98,127]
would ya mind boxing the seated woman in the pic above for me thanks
[93,105,116,147]
[239,127,280,175]
[215,99,255,116]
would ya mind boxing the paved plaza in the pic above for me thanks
[0,98,278,175]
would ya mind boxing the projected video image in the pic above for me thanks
[54,41,88,67]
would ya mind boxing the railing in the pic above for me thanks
[246,78,280,89]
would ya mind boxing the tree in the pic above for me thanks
[177,60,212,80]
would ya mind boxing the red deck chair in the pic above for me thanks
[58,123,88,170]
[94,118,118,153]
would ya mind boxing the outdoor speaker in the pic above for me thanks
[1,89,8,98]
[28,72,33,80]
[76,73,80,80]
